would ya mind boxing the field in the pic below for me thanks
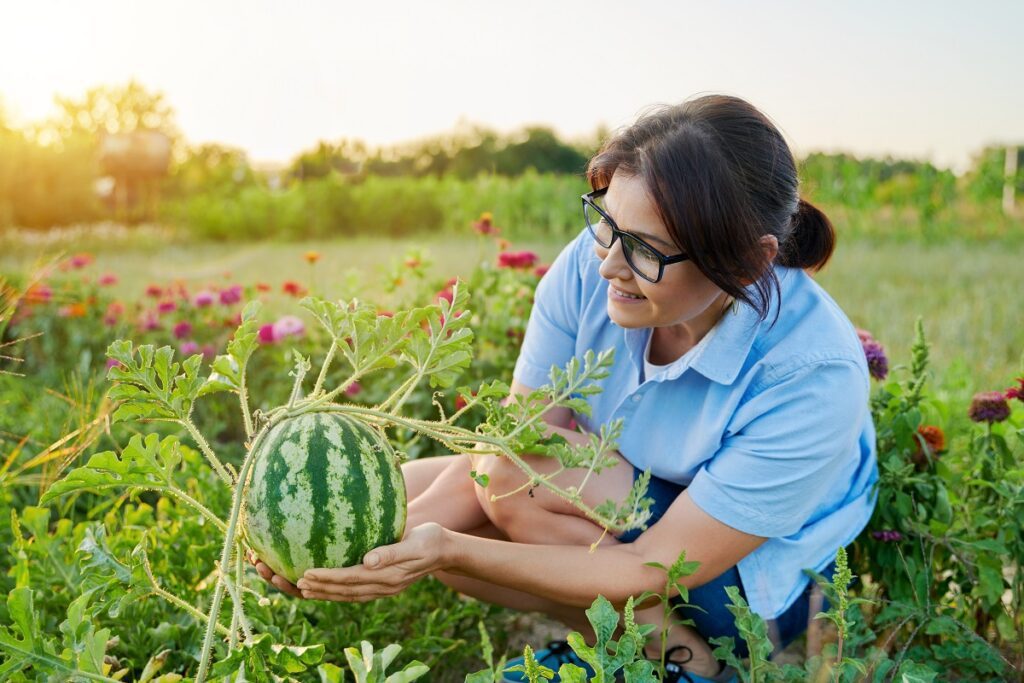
[2,227,1023,682]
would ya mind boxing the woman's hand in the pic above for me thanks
[295,523,449,602]
[248,551,303,598]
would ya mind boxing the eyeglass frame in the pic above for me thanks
[581,187,690,283]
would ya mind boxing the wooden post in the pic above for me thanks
[1003,145,1018,216]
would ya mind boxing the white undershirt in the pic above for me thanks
[642,321,721,383]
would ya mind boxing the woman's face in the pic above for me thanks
[594,172,729,337]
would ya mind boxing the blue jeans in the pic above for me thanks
[615,467,839,660]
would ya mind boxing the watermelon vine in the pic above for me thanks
[41,280,653,681]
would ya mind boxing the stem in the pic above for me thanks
[221,558,253,643]
[194,420,274,683]
[238,370,254,440]
[312,340,338,397]
[181,419,234,485]
[140,547,231,637]
[160,487,227,533]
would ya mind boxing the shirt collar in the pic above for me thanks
[622,266,791,386]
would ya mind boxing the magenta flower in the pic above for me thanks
[173,321,193,339]
[258,324,276,344]
[345,382,362,397]
[219,285,243,305]
[180,341,200,355]
[194,290,216,307]
[106,358,122,370]
[201,344,217,360]
[968,391,1011,424]
[157,300,177,315]
[98,272,118,286]
[861,338,888,380]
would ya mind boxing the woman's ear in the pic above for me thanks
[739,235,780,286]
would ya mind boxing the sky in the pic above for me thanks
[1,0,1021,175]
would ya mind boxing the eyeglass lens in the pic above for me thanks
[585,195,662,281]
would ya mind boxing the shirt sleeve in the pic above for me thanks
[685,358,869,538]
[512,230,588,390]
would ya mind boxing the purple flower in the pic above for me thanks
[106,358,122,370]
[219,285,243,306]
[272,315,305,340]
[180,340,200,355]
[193,290,216,307]
[871,530,903,542]
[173,321,193,339]
[968,391,1011,424]
[861,339,888,380]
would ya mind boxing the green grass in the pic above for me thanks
[3,231,1021,408]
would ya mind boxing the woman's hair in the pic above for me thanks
[586,94,835,321]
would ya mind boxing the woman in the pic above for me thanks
[253,94,879,682]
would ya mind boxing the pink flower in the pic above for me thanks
[104,302,124,327]
[173,321,193,339]
[105,358,122,370]
[193,290,216,307]
[145,284,163,298]
[98,273,118,286]
[219,285,243,306]
[472,212,500,236]
[534,265,550,278]
[498,251,539,270]
[141,313,162,331]
[157,300,177,315]
[180,341,200,355]
[201,344,217,360]
[345,382,362,397]
[272,315,305,340]
[258,324,276,344]
[62,253,94,270]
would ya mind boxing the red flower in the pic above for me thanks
[1006,377,1024,404]
[498,251,539,270]
[534,265,550,278]
[157,300,178,315]
[282,281,307,297]
[145,284,163,298]
[61,253,94,270]
[255,282,272,292]
[24,283,52,303]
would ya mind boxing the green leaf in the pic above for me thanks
[41,434,184,504]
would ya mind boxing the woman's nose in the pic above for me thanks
[597,239,633,282]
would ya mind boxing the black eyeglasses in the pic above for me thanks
[581,188,689,283]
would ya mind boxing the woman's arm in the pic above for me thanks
[296,489,767,610]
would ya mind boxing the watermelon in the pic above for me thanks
[242,412,407,584]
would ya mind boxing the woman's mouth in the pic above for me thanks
[609,286,647,302]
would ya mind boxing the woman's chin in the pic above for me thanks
[607,302,649,328]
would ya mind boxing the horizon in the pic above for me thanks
[2,0,1022,175]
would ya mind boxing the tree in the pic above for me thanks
[47,79,178,142]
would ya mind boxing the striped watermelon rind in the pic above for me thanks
[241,411,407,584]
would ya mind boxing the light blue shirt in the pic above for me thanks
[513,229,878,619]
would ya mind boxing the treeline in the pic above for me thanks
[0,81,1021,240]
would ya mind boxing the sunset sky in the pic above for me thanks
[1,0,1021,174]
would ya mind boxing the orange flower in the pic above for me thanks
[911,425,946,470]
[58,302,88,318]
[304,251,321,264]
